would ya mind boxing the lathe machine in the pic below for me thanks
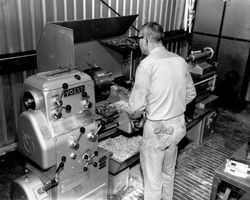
[10,15,141,200]
[10,67,131,200]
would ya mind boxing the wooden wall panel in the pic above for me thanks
[0,70,36,154]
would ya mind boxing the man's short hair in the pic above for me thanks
[141,22,164,42]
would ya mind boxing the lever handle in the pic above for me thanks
[38,179,59,194]
[76,127,86,145]
[65,105,72,112]
[59,83,68,100]
[70,127,86,150]
[56,156,66,174]
[92,126,102,138]
[87,125,102,142]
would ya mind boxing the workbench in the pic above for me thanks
[210,143,250,200]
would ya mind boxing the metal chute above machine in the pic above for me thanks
[36,15,138,76]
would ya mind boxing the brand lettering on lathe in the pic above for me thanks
[64,85,85,97]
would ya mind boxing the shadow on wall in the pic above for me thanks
[218,70,240,108]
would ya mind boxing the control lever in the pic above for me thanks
[55,156,66,177]
[52,83,70,119]
[70,127,85,150]
[60,83,68,100]
[38,156,66,194]
[81,92,92,109]
[57,104,72,114]
[87,125,102,142]
[83,151,99,171]
[38,179,58,194]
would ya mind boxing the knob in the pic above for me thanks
[59,162,64,168]
[80,127,86,133]
[83,167,88,172]
[82,99,88,108]
[23,91,36,110]
[83,154,89,160]
[82,92,88,98]
[24,169,29,180]
[52,110,62,119]
[94,151,98,156]
[57,112,62,119]
[83,102,92,109]
[74,75,81,80]
[87,102,93,109]
[55,100,63,107]
[62,83,68,89]
[70,153,77,160]
[87,125,102,142]
[73,143,79,150]
[65,105,72,112]
[61,156,66,162]
[93,162,98,167]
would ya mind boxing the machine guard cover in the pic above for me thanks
[17,110,56,170]
[52,15,138,43]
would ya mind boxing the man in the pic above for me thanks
[128,22,196,200]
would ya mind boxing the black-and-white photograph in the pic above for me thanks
[0,0,249,200]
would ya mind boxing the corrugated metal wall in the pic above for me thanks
[0,0,188,153]
[0,0,186,55]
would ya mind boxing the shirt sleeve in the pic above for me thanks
[128,65,149,118]
[186,71,197,104]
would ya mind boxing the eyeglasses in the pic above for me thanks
[135,36,144,43]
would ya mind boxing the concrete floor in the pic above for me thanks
[0,151,25,200]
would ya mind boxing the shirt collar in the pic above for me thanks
[150,46,166,54]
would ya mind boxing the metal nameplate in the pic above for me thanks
[64,85,85,97]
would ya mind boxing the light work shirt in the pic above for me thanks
[128,46,196,121]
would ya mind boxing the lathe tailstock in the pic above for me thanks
[11,68,110,200]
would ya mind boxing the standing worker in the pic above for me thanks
[128,22,196,200]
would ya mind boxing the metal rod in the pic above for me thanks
[129,51,133,80]
[0,53,36,61]
[194,75,216,86]
[214,1,227,61]
[99,123,118,133]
